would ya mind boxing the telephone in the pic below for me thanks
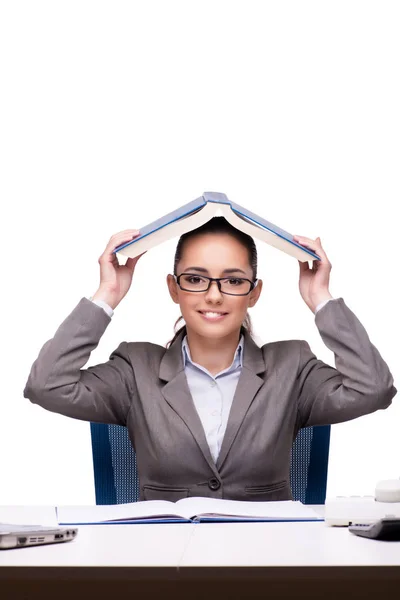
[325,479,400,526]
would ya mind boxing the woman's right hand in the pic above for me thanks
[91,230,146,310]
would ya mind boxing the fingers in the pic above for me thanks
[298,260,310,272]
[99,230,141,263]
[108,229,141,252]
[293,235,329,261]
[108,229,141,251]
[293,235,321,252]
[294,235,332,274]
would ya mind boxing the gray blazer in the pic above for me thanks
[24,297,396,502]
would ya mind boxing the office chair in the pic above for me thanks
[90,422,330,505]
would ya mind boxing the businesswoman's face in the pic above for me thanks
[167,233,262,341]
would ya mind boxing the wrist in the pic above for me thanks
[92,288,119,310]
[311,292,333,314]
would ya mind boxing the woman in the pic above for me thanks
[24,217,396,502]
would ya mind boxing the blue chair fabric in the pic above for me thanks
[90,422,330,505]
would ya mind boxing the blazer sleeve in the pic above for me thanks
[23,297,136,425]
[296,298,397,427]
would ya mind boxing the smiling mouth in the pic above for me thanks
[198,310,229,320]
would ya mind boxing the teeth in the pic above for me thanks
[202,312,226,317]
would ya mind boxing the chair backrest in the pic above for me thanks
[90,423,330,505]
[289,425,331,504]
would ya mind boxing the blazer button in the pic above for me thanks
[208,477,221,491]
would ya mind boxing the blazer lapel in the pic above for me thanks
[216,330,266,471]
[159,331,219,475]
[159,328,267,475]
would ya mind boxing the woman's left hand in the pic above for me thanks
[293,235,333,314]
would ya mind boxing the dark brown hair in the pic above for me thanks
[166,217,258,348]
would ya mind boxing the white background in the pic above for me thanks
[0,1,398,505]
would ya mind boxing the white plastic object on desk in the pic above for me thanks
[325,496,400,526]
[375,479,400,503]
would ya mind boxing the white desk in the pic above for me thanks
[1,510,400,600]
[0,523,195,567]
[182,521,400,567]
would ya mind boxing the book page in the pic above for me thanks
[57,500,187,524]
[116,201,216,259]
[175,497,321,521]
[228,210,269,231]
[220,203,317,262]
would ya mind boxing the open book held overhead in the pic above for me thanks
[114,191,320,262]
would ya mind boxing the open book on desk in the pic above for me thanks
[57,497,323,525]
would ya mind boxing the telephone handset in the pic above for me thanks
[374,479,400,503]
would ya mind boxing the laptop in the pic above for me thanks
[0,523,78,549]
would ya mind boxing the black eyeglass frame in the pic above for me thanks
[173,273,258,296]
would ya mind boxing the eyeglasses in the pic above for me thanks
[174,273,258,296]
